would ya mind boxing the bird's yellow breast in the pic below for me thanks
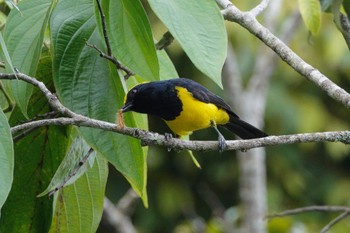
[165,87,230,136]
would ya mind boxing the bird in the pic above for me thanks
[121,78,267,151]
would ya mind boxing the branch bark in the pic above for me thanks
[2,72,350,152]
[100,191,138,233]
[215,0,350,108]
[268,205,350,232]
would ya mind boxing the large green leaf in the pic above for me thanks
[0,108,13,216]
[298,0,322,35]
[0,51,70,233]
[148,0,227,87]
[38,136,96,197]
[3,0,54,117]
[49,154,108,233]
[157,50,178,80]
[96,0,159,81]
[51,0,147,204]
[0,126,69,233]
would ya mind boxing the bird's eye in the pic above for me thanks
[129,88,138,98]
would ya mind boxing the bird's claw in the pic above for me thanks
[218,133,227,153]
[164,133,173,141]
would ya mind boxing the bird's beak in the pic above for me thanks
[121,102,133,113]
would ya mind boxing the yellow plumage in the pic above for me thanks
[165,87,230,136]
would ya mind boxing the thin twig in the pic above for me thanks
[85,42,135,79]
[19,111,58,124]
[155,31,174,50]
[320,211,350,233]
[12,126,41,142]
[340,13,350,51]
[249,0,270,17]
[95,0,112,56]
[90,0,135,79]
[48,148,94,196]
[267,205,350,218]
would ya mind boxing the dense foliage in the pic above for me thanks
[0,0,349,232]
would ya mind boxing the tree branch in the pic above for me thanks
[101,193,138,233]
[268,205,350,233]
[320,211,350,233]
[215,0,350,109]
[85,42,135,79]
[249,0,270,17]
[3,72,350,152]
[340,13,350,51]
[155,31,174,50]
[89,0,135,79]
[267,205,350,218]
[10,116,350,151]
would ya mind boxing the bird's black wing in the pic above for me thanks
[170,78,239,118]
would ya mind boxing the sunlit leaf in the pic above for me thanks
[148,0,227,87]
[298,0,322,35]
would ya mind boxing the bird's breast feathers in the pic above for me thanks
[165,86,230,136]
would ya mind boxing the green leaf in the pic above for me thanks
[49,154,108,233]
[38,136,95,197]
[298,0,322,35]
[148,0,227,87]
[157,49,178,80]
[344,0,350,17]
[0,125,70,233]
[96,0,159,81]
[0,32,15,74]
[332,0,343,29]
[51,0,148,205]
[3,0,54,117]
[1,50,69,233]
[5,0,21,12]
[320,0,333,12]
[0,108,13,216]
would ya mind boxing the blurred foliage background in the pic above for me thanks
[1,0,349,232]
[101,0,350,232]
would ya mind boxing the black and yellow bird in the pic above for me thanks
[121,78,267,151]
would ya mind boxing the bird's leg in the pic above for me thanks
[210,120,226,152]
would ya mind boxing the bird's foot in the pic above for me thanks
[211,120,227,152]
[164,133,173,141]
[218,133,227,153]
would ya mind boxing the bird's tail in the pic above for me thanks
[224,116,268,139]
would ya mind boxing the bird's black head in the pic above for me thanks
[121,80,182,120]
[122,83,146,113]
